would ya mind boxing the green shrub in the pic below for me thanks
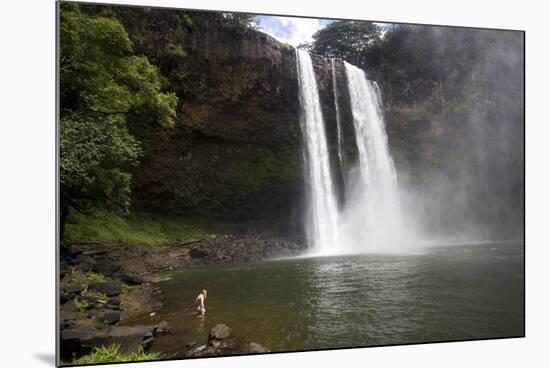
[74,297,91,312]
[73,344,162,364]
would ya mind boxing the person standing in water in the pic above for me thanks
[195,289,207,315]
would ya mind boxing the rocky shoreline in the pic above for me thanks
[59,235,304,361]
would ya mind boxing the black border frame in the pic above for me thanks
[55,1,526,366]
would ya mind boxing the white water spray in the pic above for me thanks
[297,51,407,254]
[296,50,339,255]
[339,62,404,253]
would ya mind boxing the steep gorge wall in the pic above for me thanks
[125,22,361,234]
[130,25,306,233]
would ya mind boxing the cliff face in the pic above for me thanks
[131,26,306,233]
[127,21,523,240]
[128,23,364,235]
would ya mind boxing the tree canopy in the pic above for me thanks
[310,21,383,66]
[59,3,178,214]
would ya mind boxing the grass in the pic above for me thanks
[84,271,105,283]
[62,209,216,245]
[72,345,162,365]
[74,297,91,312]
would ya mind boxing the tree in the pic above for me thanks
[310,21,383,66]
[59,3,178,216]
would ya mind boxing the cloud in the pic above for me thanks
[259,16,393,46]
[258,16,332,46]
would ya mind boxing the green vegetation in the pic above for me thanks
[62,209,214,245]
[81,289,109,304]
[74,297,91,312]
[59,3,261,242]
[310,21,383,66]
[73,345,162,365]
[84,271,105,283]
[60,3,178,219]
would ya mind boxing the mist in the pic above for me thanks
[377,25,525,246]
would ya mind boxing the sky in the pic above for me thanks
[257,16,392,47]
[258,15,334,46]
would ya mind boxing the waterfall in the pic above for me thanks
[296,51,404,255]
[340,61,403,252]
[331,58,346,189]
[296,50,339,255]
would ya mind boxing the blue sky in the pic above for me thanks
[258,16,392,47]
[258,15,334,46]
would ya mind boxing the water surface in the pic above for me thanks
[126,243,524,355]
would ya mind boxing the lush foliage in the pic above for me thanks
[310,21,383,66]
[62,209,215,245]
[59,3,178,217]
[73,345,162,364]
[59,4,261,243]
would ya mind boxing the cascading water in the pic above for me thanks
[296,50,339,255]
[297,51,405,254]
[339,61,404,252]
[331,58,346,188]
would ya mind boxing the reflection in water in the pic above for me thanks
[122,243,524,355]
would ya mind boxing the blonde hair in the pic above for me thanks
[201,289,207,299]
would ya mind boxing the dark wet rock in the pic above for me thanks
[93,258,120,276]
[108,296,121,306]
[80,295,98,305]
[66,245,83,258]
[88,309,120,324]
[88,280,122,297]
[190,248,209,259]
[249,342,270,353]
[60,292,72,304]
[154,321,172,336]
[64,284,82,295]
[60,326,102,357]
[208,324,231,340]
[60,307,79,329]
[120,284,163,320]
[121,272,144,285]
[60,325,155,358]
[107,326,155,354]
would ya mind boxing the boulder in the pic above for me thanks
[88,280,122,297]
[80,295,98,305]
[106,296,121,309]
[107,326,155,354]
[208,324,231,340]
[89,309,120,325]
[66,245,83,258]
[190,249,209,259]
[121,272,144,285]
[60,326,102,357]
[154,321,172,336]
[64,284,82,295]
[249,342,270,353]
[60,325,155,358]
[92,258,120,276]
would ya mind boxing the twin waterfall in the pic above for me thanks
[296,50,402,255]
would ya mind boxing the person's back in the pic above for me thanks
[195,289,207,315]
